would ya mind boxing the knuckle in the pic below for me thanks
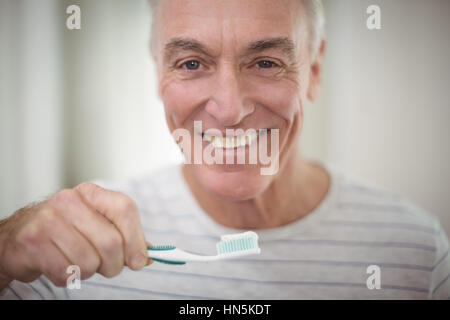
[75,182,107,206]
[97,234,124,278]
[16,223,42,247]
[77,252,101,280]
[50,265,71,287]
[110,232,124,249]
[15,207,56,246]
[35,206,63,236]
[38,206,58,222]
[100,264,123,278]
[50,189,79,206]
[101,233,123,256]
[115,194,138,215]
[75,182,99,196]
[13,206,64,252]
[79,260,100,280]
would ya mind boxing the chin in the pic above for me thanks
[195,164,273,201]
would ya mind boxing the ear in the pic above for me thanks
[307,39,327,102]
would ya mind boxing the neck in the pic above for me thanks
[182,151,330,230]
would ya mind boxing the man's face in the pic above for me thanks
[153,0,321,200]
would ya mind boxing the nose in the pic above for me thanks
[205,63,254,126]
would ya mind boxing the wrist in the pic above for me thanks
[0,218,12,290]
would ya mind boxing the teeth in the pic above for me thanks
[203,131,261,149]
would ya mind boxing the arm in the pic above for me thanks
[429,222,450,299]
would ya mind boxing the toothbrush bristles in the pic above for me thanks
[216,231,260,255]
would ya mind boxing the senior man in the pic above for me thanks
[1,0,449,300]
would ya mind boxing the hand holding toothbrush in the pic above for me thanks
[0,182,151,290]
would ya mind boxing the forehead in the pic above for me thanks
[155,0,306,54]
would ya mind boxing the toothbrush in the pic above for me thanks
[147,231,261,265]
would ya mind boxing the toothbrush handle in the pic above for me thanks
[147,248,220,263]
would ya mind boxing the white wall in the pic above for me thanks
[1,0,449,236]
[318,0,450,234]
[0,0,64,215]
[61,0,180,186]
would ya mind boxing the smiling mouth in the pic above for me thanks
[201,129,270,149]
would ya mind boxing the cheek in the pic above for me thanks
[161,79,209,128]
[161,71,308,128]
[246,79,303,122]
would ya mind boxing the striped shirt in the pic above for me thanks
[1,162,449,299]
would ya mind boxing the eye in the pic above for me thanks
[256,60,278,69]
[182,60,201,70]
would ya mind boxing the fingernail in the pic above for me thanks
[131,252,147,269]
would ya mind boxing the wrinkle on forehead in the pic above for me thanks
[156,0,308,60]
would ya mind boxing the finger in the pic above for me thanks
[27,237,72,288]
[40,244,73,288]
[75,183,148,270]
[46,213,101,280]
[51,189,125,278]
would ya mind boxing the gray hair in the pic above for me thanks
[148,0,325,60]
[303,0,325,59]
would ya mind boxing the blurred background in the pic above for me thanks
[0,0,449,235]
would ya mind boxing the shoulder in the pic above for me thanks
[324,164,448,261]
[330,166,441,231]
[325,166,450,297]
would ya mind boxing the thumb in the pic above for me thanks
[75,182,148,270]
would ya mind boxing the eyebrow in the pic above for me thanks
[164,37,211,61]
[246,37,296,61]
[163,36,297,62]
